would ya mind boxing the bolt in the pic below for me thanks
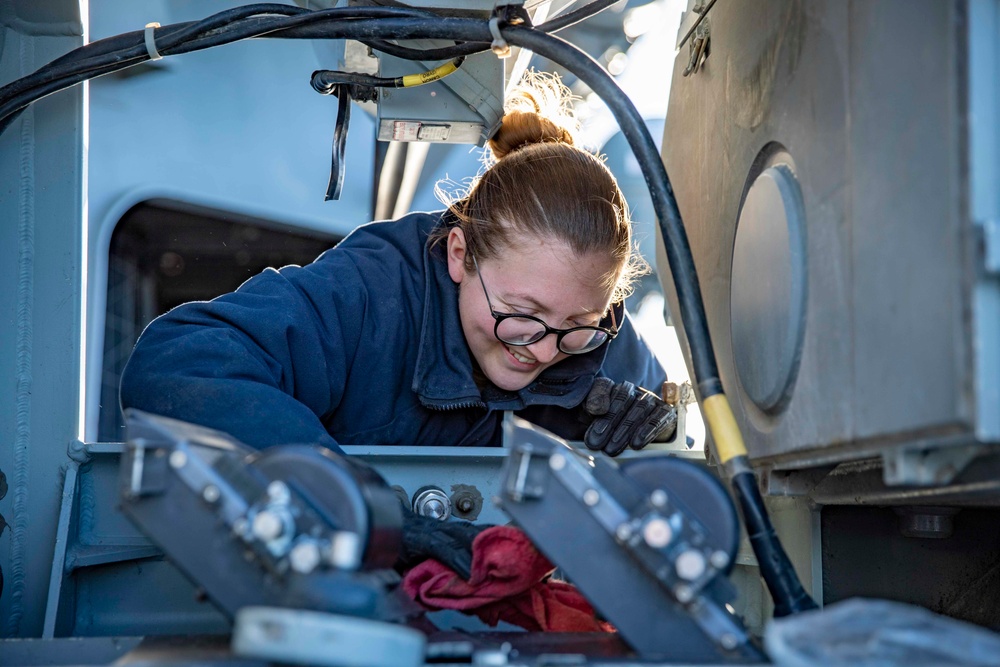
[413,487,451,520]
[583,489,600,506]
[267,480,290,504]
[456,496,475,514]
[252,510,284,541]
[662,381,679,406]
[616,523,633,541]
[676,549,707,581]
[549,453,566,471]
[202,485,220,503]
[674,584,693,603]
[169,450,187,469]
[232,517,249,537]
[329,531,361,570]
[710,550,730,569]
[424,498,447,520]
[642,517,673,548]
[289,540,322,574]
[720,633,738,650]
[650,489,668,507]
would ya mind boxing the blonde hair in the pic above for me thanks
[434,71,646,303]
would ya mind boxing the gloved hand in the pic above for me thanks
[397,510,490,580]
[583,377,677,456]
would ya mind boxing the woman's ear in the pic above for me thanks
[446,227,468,284]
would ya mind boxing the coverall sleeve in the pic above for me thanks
[119,258,365,452]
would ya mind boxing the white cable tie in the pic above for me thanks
[144,22,162,61]
[489,16,511,59]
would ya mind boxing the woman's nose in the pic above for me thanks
[526,334,560,363]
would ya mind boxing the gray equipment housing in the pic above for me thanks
[660,0,1000,486]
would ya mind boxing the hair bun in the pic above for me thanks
[488,72,579,160]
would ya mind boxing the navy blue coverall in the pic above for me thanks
[120,211,666,452]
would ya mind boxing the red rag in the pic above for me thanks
[401,525,613,633]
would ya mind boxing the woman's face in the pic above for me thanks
[447,228,618,392]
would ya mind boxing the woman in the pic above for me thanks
[119,75,674,575]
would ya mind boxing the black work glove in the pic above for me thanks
[583,377,678,457]
[397,510,490,580]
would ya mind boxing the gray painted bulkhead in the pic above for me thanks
[660,0,1000,472]
[0,0,86,638]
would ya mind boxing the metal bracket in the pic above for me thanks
[663,380,696,448]
[882,442,987,486]
[759,466,835,497]
[683,17,711,76]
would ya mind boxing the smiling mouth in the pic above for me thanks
[506,345,537,366]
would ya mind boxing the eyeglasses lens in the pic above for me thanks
[495,316,606,354]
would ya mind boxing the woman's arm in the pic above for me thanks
[120,258,365,452]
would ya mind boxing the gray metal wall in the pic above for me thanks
[0,0,86,638]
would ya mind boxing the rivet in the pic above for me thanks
[168,450,187,469]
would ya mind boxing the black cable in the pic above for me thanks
[7,5,309,101]
[313,69,400,92]
[731,472,818,616]
[354,0,624,63]
[326,85,353,201]
[311,57,465,93]
[359,38,484,62]
[0,7,437,125]
[541,0,623,32]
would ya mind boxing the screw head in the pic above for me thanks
[289,540,322,574]
[710,550,730,569]
[252,510,284,541]
[676,549,707,581]
[168,450,187,469]
[549,453,566,471]
[267,481,290,503]
[583,489,600,506]
[616,523,633,541]
[674,584,693,603]
[650,489,668,507]
[329,531,361,570]
[642,517,673,548]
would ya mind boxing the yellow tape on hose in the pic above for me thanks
[402,61,459,87]
[702,394,748,463]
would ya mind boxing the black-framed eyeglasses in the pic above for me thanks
[471,255,619,355]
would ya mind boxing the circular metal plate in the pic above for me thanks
[731,163,807,415]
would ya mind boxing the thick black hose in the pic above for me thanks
[731,471,819,616]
